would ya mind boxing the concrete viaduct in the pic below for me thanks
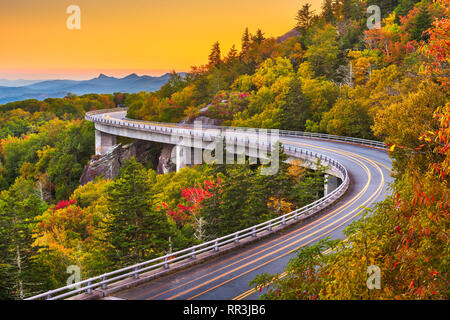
[26,108,391,300]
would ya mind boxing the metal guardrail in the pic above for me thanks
[85,109,386,149]
[26,147,348,299]
[26,108,382,300]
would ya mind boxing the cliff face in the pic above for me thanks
[79,140,154,185]
[156,144,176,174]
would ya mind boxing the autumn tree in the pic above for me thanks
[304,24,339,78]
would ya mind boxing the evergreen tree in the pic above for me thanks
[410,4,432,41]
[395,0,420,18]
[295,3,315,34]
[321,0,335,23]
[104,159,171,267]
[342,0,351,19]
[291,159,327,206]
[279,77,311,131]
[199,162,271,238]
[0,178,48,299]
[208,41,222,69]
[157,71,188,99]
[253,29,265,44]
[224,45,239,65]
[241,28,251,54]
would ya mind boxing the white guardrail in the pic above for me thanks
[84,108,386,149]
[25,109,385,300]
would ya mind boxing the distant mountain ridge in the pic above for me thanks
[0,73,184,104]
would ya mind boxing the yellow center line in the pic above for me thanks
[141,144,371,300]
[232,247,335,300]
[102,114,391,301]
[230,152,387,301]
[168,154,382,300]
[188,161,384,301]
[143,151,369,300]
[186,171,383,301]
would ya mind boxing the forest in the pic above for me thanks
[0,0,448,299]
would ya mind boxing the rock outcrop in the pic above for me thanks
[156,144,176,174]
[79,140,153,185]
[80,115,222,184]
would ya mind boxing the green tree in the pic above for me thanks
[104,159,171,267]
[241,28,251,55]
[410,4,432,41]
[157,71,188,99]
[290,160,327,206]
[208,41,222,69]
[279,76,311,131]
[295,3,315,35]
[253,29,265,44]
[0,178,48,299]
[321,0,335,23]
[304,25,339,78]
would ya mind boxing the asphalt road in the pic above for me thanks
[92,110,393,300]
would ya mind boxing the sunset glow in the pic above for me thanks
[1,0,321,79]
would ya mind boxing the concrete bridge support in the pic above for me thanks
[175,144,187,172]
[173,144,210,172]
[324,174,340,196]
[95,129,117,156]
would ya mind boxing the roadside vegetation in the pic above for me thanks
[0,0,448,299]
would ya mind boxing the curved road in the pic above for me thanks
[90,110,392,300]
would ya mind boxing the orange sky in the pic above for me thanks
[0,0,321,80]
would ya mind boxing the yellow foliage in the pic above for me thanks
[288,159,306,182]
[267,197,294,215]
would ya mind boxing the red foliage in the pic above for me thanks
[162,177,221,227]
[202,92,249,121]
[51,199,77,212]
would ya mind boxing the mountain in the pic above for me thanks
[0,73,182,104]
[0,79,43,87]
[276,28,300,43]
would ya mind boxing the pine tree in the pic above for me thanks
[279,77,311,131]
[253,29,265,44]
[395,0,420,18]
[410,4,432,41]
[208,41,222,68]
[0,178,48,299]
[291,159,327,206]
[321,0,335,23]
[104,159,171,267]
[342,0,354,20]
[295,3,315,34]
[241,28,251,54]
[225,45,239,65]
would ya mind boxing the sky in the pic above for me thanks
[0,0,321,80]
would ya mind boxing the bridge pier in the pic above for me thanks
[175,144,188,172]
[173,144,206,172]
[324,174,339,196]
[95,130,117,155]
